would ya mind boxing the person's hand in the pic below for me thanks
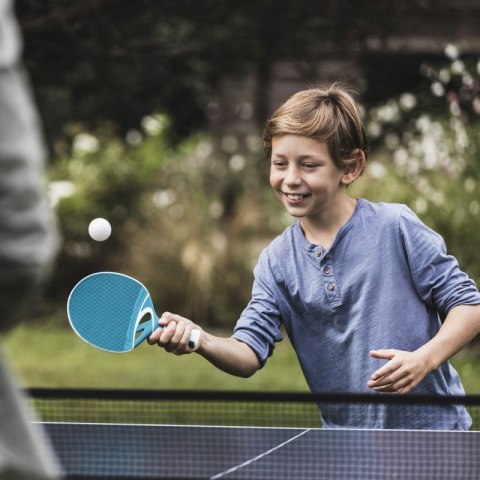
[147,312,201,355]
[367,349,432,394]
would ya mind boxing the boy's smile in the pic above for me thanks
[270,135,351,223]
[284,192,310,203]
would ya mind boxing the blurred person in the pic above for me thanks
[0,0,61,477]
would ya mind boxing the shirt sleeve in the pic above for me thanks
[232,250,283,366]
[399,207,480,318]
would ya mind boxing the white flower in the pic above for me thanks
[438,68,451,84]
[368,162,386,179]
[420,136,439,169]
[48,181,76,208]
[451,60,465,75]
[416,115,432,132]
[431,191,445,207]
[399,93,417,111]
[125,129,142,146]
[367,121,382,138]
[473,97,480,115]
[393,148,408,169]
[469,200,480,215]
[209,201,224,219]
[414,197,428,214]
[141,115,168,136]
[229,154,246,172]
[464,177,476,193]
[376,100,400,122]
[431,82,445,97]
[444,44,459,60]
[385,133,400,149]
[152,189,176,208]
[72,133,100,156]
[196,140,214,159]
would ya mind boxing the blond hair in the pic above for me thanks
[264,84,368,172]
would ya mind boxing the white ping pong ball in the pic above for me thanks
[88,218,112,242]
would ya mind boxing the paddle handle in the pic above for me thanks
[135,322,201,351]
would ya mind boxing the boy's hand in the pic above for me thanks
[367,349,433,394]
[147,312,202,355]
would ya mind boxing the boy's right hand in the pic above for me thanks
[147,312,202,355]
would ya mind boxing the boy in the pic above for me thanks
[149,84,480,429]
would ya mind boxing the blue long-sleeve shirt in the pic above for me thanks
[233,199,480,429]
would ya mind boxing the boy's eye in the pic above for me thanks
[303,162,319,169]
[272,160,287,167]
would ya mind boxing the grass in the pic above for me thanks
[2,323,309,391]
[3,322,480,394]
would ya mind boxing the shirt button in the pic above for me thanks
[315,251,321,257]
[327,283,335,291]
[323,266,331,275]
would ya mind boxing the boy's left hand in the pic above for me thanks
[367,349,432,394]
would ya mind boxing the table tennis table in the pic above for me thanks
[41,421,480,480]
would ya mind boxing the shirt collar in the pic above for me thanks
[293,198,365,253]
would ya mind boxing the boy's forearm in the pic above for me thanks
[418,304,480,372]
[148,312,261,377]
[197,332,261,378]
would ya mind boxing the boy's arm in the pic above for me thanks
[147,312,261,378]
[368,304,480,394]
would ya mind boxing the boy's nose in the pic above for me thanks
[284,166,302,185]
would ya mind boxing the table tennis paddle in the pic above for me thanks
[67,271,200,353]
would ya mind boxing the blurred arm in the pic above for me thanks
[0,0,59,331]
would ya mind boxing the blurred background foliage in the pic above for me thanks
[14,0,480,331]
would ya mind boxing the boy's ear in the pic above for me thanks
[341,149,366,186]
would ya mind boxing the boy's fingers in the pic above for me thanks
[159,321,177,344]
[369,349,402,381]
[180,325,193,348]
[148,312,176,344]
[371,375,413,394]
[169,322,186,345]
[147,327,162,344]
[369,367,407,387]
[370,360,400,381]
[369,349,397,360]
[169,325,195,355]
[159,311,176,327]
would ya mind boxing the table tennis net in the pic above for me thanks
[28,389,480,480]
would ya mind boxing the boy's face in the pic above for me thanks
[269,135,349,220]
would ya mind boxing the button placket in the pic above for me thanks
[321,258,342,307]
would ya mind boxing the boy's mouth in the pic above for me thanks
[285,193,309,201]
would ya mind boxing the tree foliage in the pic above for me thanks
[17,0,438,145]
